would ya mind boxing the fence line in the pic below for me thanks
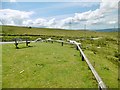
[52,40,107,90]
[75,42,107,90]
[38,39,107,89]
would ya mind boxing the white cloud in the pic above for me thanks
[23,18,57,28]
[10,0,16,2]
[0,0,119,29]
[46,18,57,27]
[23,20,33,26]
[0,9,34,26]
[74,0,118,22]
[58,0,119,29]
[107,21,117,25]
[34,18,47,26]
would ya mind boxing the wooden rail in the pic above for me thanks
[74,42,107,90]
[14,38,30,49]
[39,39,107,89]
[53,40,107,89]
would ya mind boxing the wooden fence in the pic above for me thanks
[52,40,107,90]
[75,42,107,90]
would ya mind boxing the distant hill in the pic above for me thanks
[1,25,118,38]
[95,28,118,32]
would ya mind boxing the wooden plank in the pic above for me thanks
[75,42,107,89]
[44,39,107,89]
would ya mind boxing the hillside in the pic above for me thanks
[1,25,119,88]
[1,25,118,42]
[1,25,118,37]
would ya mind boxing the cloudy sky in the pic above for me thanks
[0,0,119,30]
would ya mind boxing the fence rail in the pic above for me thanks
[75,42,107,90]
[51,40,107,90]
[36,39,107,89]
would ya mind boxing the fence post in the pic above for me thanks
[82,55,84,61]
[26,38,30,47]
[61,42,63,46]
[76,45,78,50]
[76,41,106,89]
[26,38,28,46]
[98,85,102,90]
[14,38,19,49]
[51,41,53,43]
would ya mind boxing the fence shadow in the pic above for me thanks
[15,45,34,49]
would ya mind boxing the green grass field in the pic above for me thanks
[2,25,118,38]
[1,25,119,88]
[1,25,118,43]
[83,41,118,88]
[2,42,98,88]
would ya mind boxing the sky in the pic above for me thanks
[0,0,119,30]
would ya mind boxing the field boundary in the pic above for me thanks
[2,39,107,89]
[75,42,107,90]
[52,39,107,90]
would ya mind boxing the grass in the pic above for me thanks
[2,25,118,38]
[1,25,118,42]
[82,38,118,88]
[2,42,98,88]
[1,25,119,88]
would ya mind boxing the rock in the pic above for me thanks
[97,47,101,49]
[20,70,24,74]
